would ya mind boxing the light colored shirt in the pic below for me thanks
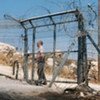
[37,46,45,62]
[38,46,44,53]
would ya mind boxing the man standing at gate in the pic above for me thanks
[35,40,47,86]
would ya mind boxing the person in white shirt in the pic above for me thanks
[35,40,47,85]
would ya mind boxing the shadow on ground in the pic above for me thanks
[0,92,100,100]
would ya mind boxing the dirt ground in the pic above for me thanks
[0,91,100,100]
[0,77,100,100]
[0,65,100,100]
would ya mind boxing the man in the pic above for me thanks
[35,40,47,86]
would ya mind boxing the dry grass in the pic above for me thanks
[0,52,11,65]
[0,51,98,83]
[45,64,76,80]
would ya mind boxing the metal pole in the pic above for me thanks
[76,12,88,85]
[87,32,100,54]
[23,29,29,81]
[20,9,78,23]
[98,0,100,82]
[31,28,36,81]
[53,25,56,75]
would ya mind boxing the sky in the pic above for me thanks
[0,0,97,19]
[0,0,66,19]
[0,0,98,59]
[0,0,43,18]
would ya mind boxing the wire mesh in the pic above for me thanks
[0,0,98,90]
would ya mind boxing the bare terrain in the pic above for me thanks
[0,65,100,100]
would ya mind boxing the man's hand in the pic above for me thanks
[36,51,44,62]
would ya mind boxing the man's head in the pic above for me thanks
[37,40,43,48]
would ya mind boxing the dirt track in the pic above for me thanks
[0,91,100,100]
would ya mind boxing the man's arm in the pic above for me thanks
[35,50,45,62]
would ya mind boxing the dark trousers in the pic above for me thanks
[37,62,46,83]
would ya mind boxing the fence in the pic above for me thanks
[0,8,99,90]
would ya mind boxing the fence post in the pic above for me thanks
[23,29,29,81]
[98,0,100,83]
[53,24,56,73]
[76,11,88,85]
[31,28,36,81]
